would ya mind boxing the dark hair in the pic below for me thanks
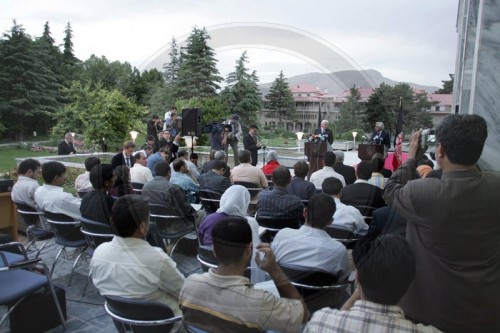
[172,158,185,172]
[371,153,384,173]
[84,157,101,172]
[307,193,335,229]
[417,158,434,168]
[249,125,258,130]
[152,115,159,120]
[435,114,487,166]
[178,150,189,159]
[212,216,252,265]
[272,166,291,187]
[322,177,343,196]
[356,161,372,180]
[154,161,170,177]
[293,161,309,178]
[17,158,41,175]
[42,161,66,183]
[123,141,136,149]
[190,153,199,160]
[90,164,114,190]
[238,150,251,164]
[323,151,336,167]
[353,234,416,305]
[211,160,226,171]
[111,195,150,237]
[113,165,130,186]
[147,135,155,142]
[142,145,153,152]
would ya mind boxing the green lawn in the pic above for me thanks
[0,146,57,173]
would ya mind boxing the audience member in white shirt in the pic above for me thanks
[74,156,101,196]
[11,158,42,208]
[130,151,153,185]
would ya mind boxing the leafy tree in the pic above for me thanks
[174,27,222,100]
[0,21,61,140]
[221,51,262,125]
[337,86,366,134]
[52,81,147,146]
[434,74,454,94]
[265,70,296,129]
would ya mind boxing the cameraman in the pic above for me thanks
[223,114,242,166]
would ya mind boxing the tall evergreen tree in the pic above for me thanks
[163,37,180,84]
[337,86,365,135]
[174,27,222,100]
[265,70,295,129]
[221,51,262,125]
[61,22,79,84]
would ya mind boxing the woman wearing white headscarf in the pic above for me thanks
[198,185,266,282]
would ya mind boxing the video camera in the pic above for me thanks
[420,129,435,146]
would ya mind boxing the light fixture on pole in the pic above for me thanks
[129,130,139,143]
[70,132,75,139]
[352,131,358,151]
[296,131,304,152]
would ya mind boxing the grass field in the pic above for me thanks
[0,146,57,173]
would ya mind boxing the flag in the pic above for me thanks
[392,97,404,170]
[317,101,322,130]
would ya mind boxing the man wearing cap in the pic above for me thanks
[243,125,263,167]
[223,114,242,166]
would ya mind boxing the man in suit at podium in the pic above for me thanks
[313,120,334,145]
[370,122,390,149]
[58,133,76,155]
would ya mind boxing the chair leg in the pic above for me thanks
[68,246,88,286]
[43,264,67,330]
[35,238,54,258]
[82,272,92,297]
[50,246,65,277]
[0,296,29,328]
[169,238,183,257]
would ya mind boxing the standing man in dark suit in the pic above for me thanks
[340,160,386,216]
[58,132,76,155]
[111,141,136,169]
[313,120,334,145]
[198,160,232,195]
[243,125,262,166]
[370,121,390,149]
[333,150,356,185]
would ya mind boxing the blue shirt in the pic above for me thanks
[147,152,164,176]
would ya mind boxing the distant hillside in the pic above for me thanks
[259,69,439,96]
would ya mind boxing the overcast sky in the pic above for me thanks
[0,0,458,88]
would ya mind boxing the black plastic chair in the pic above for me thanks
[80,217,115,296]
[0,242,66,330]
[352,205,378,224]
[325,224,358,249]
[255,215,301,242]
[148,204,196,256]
[14,202,53,256]
[131,182,144,195]
[280,265,349,313]
[233,181,263,200]
[196,245,218,272]
[44,211,88,285]
[104,295,181,333]
[198,189,222,214]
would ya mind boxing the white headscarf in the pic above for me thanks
[217,185,250,216]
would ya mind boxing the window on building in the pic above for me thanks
[436,106,441,111]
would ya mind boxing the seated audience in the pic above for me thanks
[142,161,205,226]
[130,150,153,185]
[142,144,154,157]
[368,153,387,189]
[322,177,368,237]
[34,161,81,220]
[305,234,441,333]
[230,149,268,188]
[190,152,202,174]
[158,130,180,160]
[11,158,42,208]
[170,158,200,204]
[310,151,346,188]
[287,160,316,202]
[198,160,231,194]
[202,150,226,174]
[340,161,386,216]
[146,146,169,176]
[416,158,435,178]
[180,217,308,332]
[256,166,304,223]
[80,164,115,224]
[177,150,200,179]
[75,156,101,195]
[261,150,280,175]
[109,165,134,197]
[111,141,136,169]
[90,195,185,320]
[368,206,407,237]
[198,185,265,282]
[141,135,158,153]
[333,150,356,185]
[272,193,350,278]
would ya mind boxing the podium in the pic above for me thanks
[358,144,385,161]
[305,142,328,177]
[0,192,18,240]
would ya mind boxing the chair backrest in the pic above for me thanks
[104,295,181,333]
[197,245,218,272]
[255,215,301,230]
[148,204,194,238]
[352,205,377,220]
[44,211,85,245]
[131,182,144,195]
[279,265,348,313]
[14,202,44,227]
[325,224,358,249]
[233,181,262,199]
[80,217,115,249]
[198,189,221,214]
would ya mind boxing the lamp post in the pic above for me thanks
[129,130,139,143]
[352,131,358,151]
[296,131,304,152]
